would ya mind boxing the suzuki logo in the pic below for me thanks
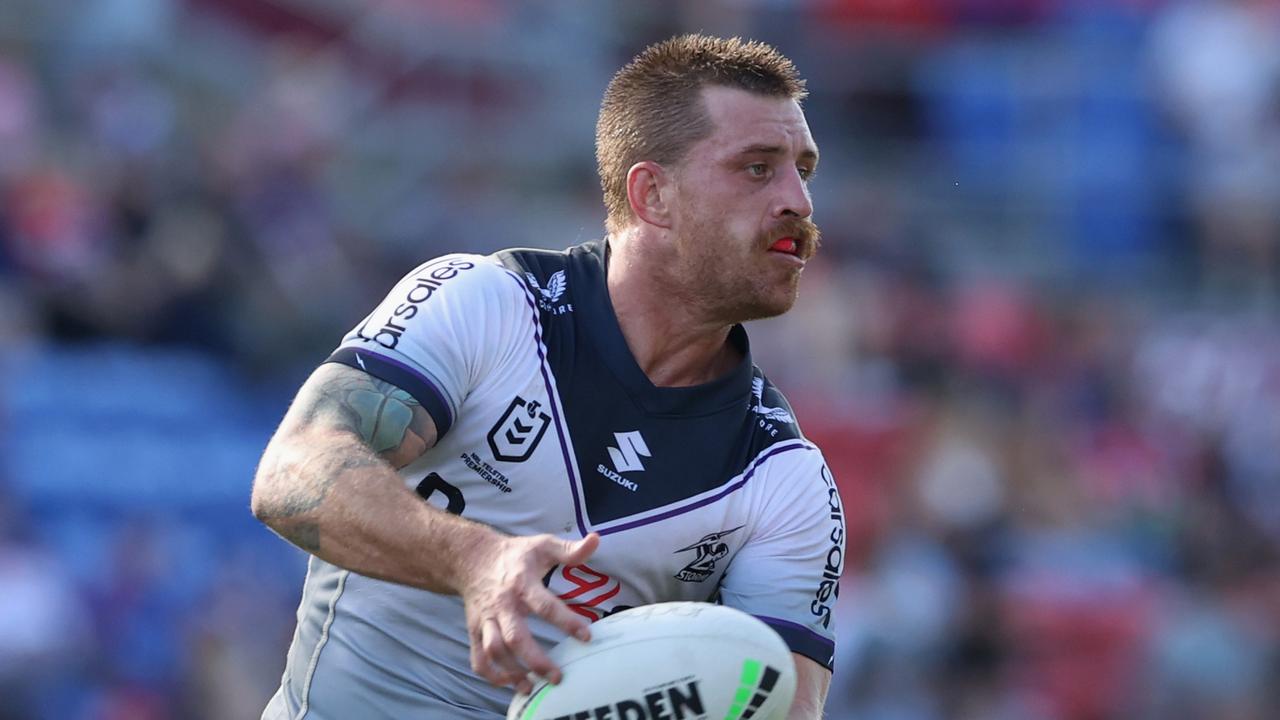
[607,431,650,473]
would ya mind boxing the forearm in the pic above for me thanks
[252,427,499,594]
[787,653,831,720]
[787,697,825,720]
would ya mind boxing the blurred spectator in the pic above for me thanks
[1149,0,1280,303]
[0,486,91,720]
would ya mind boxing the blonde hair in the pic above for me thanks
[595,35,807,235]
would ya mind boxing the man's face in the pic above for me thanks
[665,85,820,324]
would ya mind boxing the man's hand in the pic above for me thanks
[254,363,604,695]
[460,532,601,695]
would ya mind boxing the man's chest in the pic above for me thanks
[411,335,768,531]
[540,511,755,622]
[405,373,762,616]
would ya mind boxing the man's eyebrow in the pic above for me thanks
[735,143,820,163]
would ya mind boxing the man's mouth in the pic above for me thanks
[769,237,799,255]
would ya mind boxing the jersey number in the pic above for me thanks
[415,473,466,515]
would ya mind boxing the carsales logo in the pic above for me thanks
[810,464,845,630]
[546,564,625,621]
[357,258,475,350]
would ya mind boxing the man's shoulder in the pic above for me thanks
[491,242,602,317]
[373,251,541,318]
[492,244,571,270]
[741,371,835,508]
[394,252,512,293]
[492,242,602,280]
[744,365,807,449]
[387,247,589,310]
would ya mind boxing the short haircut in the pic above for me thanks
[596,34,808,235]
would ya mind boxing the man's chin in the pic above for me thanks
[728,289,800,324]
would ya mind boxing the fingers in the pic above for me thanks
[539,532,599,642]
[474,617,534,694]
[476,618,523,684]
[501,614,563,685]
[524,582,591,642]
[473,610,563,693]
[467,532,605,692]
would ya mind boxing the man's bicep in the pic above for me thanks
[282,362,439,468]
[788,653,831,720]
[719,452,844,668]
[252,362,438,552]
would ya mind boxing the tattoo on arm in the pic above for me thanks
[279,521,321,554]
[302,370,437,468]
[338,378,425,455]
[256,444,383,554]
[254,365,440,553]
[265,453,382,519]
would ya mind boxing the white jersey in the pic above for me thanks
[264,242,846,720]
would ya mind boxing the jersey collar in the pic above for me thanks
[567,241,755,416]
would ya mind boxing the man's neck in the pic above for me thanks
[605,236,742,388]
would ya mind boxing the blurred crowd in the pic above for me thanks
[1,0,1278,718]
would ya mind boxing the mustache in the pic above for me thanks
[767,217,822,258]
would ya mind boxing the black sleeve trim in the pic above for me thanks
[326,347,454,438]
[755,615,836,671]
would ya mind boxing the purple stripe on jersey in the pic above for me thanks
[597,441,815,536]
[502,269,588,537]
[753,614,836,670]
[326,347,455,434]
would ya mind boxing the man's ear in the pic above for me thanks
[625,161,674,229]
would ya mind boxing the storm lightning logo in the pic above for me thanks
[674,525,744,583]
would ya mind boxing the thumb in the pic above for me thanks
[560,532,600,567]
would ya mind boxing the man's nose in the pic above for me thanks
[774,167,813,219]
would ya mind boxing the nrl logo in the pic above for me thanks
[674,525,744,583]
[751,377,794,424]
[525,270,573,315]
[487,395,551,463]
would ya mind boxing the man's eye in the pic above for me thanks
[747,163,768,177]
[798,166,816,181]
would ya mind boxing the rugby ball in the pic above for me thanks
[507,602,796,720]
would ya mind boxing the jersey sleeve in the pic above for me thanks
[324,254,527,440]
[718,446,846,671]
